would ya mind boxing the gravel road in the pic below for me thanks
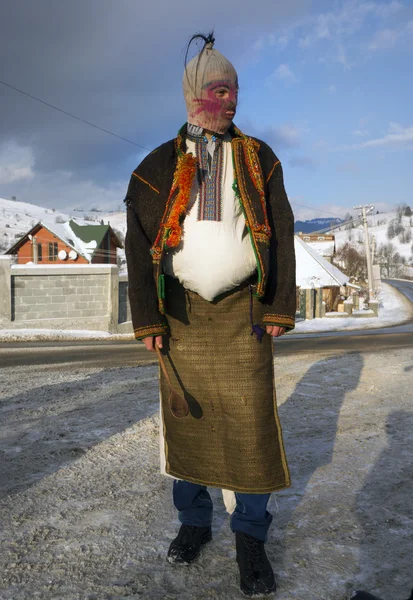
[1,345,412,600]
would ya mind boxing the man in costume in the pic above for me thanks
[124,33,296,597]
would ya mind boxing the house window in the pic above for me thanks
[318,236,325,241]
[48,242,58,261]
[38,243,43,262]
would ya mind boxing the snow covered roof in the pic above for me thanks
[295,236,349,288]
[5,220,122,262]
[303,240,335,257]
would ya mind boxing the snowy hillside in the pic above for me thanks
[3,197,412,273]
[100,211,126,237]
[0,197,103,252]
[332,209,413,265]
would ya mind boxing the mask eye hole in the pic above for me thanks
[214,87,229,99]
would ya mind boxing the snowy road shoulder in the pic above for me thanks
[1,347,413,599]
[293,281,413,334]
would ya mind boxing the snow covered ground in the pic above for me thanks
[294,281,413,334]
[1,344,412,599]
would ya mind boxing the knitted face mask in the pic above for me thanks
[183,44,238,135]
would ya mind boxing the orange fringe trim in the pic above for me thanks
[164,153,197,248]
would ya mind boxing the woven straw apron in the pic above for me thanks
[159,275,290,494]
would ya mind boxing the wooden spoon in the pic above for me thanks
[156,346,189,418]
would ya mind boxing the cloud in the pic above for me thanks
[359,123,413,149]
[280,0,405,68]
[266,64,298,86]
[352,129,370,137]
[0,142,126,210]
[338,123,413,151]
[0,142,35,184]
[373,1,404,19]
[0,0,309,207]
[336,161,362,174]
[289,156,318,168]
[291,202,350,221]
[239,120,305,151]
[2,167,126,212]
[327,84,337,94]
[312,139,330,151]
[368,28,400,50]
[269,33,291,49]
[271,124,303,148]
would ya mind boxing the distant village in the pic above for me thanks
[0,196,412,332]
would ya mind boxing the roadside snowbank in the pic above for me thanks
[294,282,412,334]
[0,329,134,342]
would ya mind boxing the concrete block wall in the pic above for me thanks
[13,274,109,321]
[6,264,119,332]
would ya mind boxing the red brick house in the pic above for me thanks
[6,220,123,265]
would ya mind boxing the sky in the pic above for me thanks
[0,0,412,220]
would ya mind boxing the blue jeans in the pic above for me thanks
[173,480,272,542]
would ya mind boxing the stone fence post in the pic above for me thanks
[0,256,12,324]
[343,297,353,316]
[305,289,316,320]
[107,265,119,333]
[368,299,379,317]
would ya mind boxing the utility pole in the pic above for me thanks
[354,204,375,300]
[371,234,376,266]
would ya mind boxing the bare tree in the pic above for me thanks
[396,203,407,221]
[376,242,404,278]
[399,229,412,244]
[344,212,354,230]
[387,219,404,239]
[334,243,367,279]
[387,221,396,239]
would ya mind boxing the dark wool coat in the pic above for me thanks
[124,124,296,340]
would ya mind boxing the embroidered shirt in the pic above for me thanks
[163,129,257,301]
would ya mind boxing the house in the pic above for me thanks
[295,236,349,315]
[296,232,335,262]
[5,220,123,265]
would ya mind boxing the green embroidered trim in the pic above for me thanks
[232,150,263,297]
[159,273,165,300]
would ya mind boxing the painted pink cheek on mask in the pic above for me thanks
[190,97,226,118]
[190,91,237,119]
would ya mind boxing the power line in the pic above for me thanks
[0,79,151,151]
[0,81,374,225]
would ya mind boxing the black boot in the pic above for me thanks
[235,532,276,597]
[167,524,212,565]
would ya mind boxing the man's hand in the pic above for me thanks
[266,325,286,338]
[142,335,163,352]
